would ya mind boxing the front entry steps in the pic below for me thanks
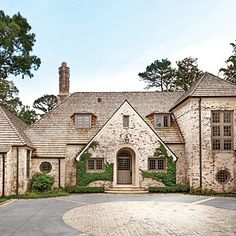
[105,186,148,194]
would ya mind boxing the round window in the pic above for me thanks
[216,170,230,184]
[39,162,52,173]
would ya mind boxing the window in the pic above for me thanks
[39,162,52,173]
[154,114,171,128]
[212,111,233,150]
[148,158,166,171]
[86,158,104,171]
[76,114,91,128]
[123,115,129,128]
[26,150,30,178]
[216,170,230,184]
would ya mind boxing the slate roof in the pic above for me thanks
[0,105,32,153]
[25,91,184,158]
[170,72,236,110]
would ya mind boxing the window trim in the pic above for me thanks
[211,111,234,151]
[86,158,104,171]
[154,114,171,128]
[123,115,130,128]
[75,114,91,128]
[148,157,167,172]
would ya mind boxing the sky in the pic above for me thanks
[1,0,236,106]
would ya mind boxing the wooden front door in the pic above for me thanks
[117,151,132,184]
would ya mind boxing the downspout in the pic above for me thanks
[2,153,6,197]
[58,158,61,188]
[199,98,202,189]
[16,148,19,195]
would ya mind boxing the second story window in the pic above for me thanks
[123,115,130,128]
[76,114,91,128]
[212,111,233,150]
[155,114,171,128]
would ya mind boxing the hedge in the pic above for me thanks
[65,186,105,193]
[148,184,190,193]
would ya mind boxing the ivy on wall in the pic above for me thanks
[76,141,113,186]
[141,144,176,186]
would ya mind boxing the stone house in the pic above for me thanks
[1,62,236,195]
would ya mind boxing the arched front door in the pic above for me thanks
[117,150,132,184]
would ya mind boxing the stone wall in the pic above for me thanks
[83,101,176,187]
[173,97,236,192]
[65,144,84,186]
[31,158,65,188]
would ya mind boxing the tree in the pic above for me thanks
[219,41,236,84]
[138,58,175,91]
[33,94,58,115]
[0,10,41,79]
[0,78,22,113]
[18,105,38,125]
[174,57,203,91]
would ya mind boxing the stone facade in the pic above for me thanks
[1,69,236,196]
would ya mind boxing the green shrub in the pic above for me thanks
[65,186,104,193]
[31,172,55,192]
[148,184,190,193]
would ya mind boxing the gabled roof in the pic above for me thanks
[76,100,177,161]
[0,105,32,152]
[26,91,184,158]
[170,72,236,111]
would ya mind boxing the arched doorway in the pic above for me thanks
[117,150,132,184]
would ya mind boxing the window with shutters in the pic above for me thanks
[212,111,233,151]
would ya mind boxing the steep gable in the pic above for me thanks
[170,72,236,111]
[76,100,177,161]
[0,105,31,152]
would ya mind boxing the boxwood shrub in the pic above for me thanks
[148,184,190,193]
[65,186,104,193]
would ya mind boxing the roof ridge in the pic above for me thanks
[190,73,206,96]
[0,106,26,145]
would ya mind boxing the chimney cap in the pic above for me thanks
[61,61,68,67]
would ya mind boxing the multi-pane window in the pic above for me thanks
[212,111,233,150]
[123,115,130,128]
[148,158,166,171]
[76,114,91,128]
[86,158,104,171]
[216,170,230,184]
[39,162,52,173]
[154,114,171,128]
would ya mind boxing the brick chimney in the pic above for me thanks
[58,62,70,103]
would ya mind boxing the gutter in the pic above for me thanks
[199,98,202,188]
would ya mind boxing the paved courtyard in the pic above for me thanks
[0,194,236,236]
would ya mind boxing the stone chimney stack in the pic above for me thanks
[58,62,70,103]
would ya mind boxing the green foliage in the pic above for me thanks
[138,58,175,91]
[77,141,113,186]
[65,186,104,193]
[174,57,203,91]
[31,172,55,192]
[149,184,190,193]
[219,41,236,84]
[33,94,58,115]
[0,10,41,79]
[141,144,176,186]
[18,105,38,124]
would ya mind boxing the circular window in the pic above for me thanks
[216,170,230,184]
[39,162,52,173]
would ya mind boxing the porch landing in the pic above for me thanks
[105,186,148,194]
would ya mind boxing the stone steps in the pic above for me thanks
[105,186,149,194]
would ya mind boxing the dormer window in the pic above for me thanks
[74,114,91,128]
[154,114,171,128]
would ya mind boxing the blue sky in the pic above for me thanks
[1,0,236,105]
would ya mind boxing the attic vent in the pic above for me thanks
[97,98,102,103]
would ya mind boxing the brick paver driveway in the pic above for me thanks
[0,194,236,236]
